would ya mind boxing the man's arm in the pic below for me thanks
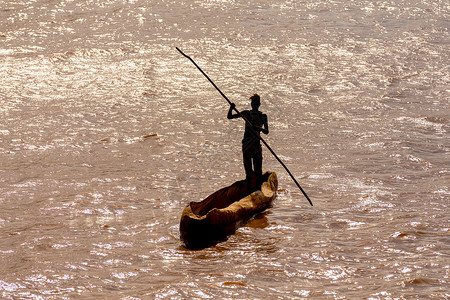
[261,114,269,134]
[249,114,268,134]
[227,103,240,119]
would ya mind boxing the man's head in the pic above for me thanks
[250,94,260,110]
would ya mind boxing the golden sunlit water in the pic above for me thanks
[0,0,448,298]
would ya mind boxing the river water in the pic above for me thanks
[1,0,448,298]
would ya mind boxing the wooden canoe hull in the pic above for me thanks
[179,171,278,247]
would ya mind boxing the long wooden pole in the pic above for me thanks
[176,47,313,206]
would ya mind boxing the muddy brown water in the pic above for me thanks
[0,0,448,298]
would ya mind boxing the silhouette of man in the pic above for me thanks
[227,94,269,190]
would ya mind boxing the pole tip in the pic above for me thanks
[176,47,187,57]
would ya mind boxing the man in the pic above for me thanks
[227,94,269,190]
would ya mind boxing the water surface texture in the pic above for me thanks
[1,0,449,298]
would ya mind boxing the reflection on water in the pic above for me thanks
[1,0,449,298]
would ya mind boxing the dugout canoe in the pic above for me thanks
[179,171,278,247]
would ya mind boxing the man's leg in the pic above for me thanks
[253,144,263,186]
[242,144,253,193]
[243,144,253,174]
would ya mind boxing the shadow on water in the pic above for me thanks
[179,238,227,251]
